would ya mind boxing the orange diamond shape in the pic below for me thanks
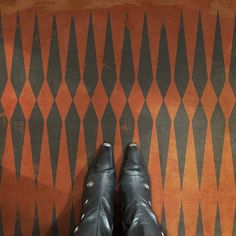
[201,80,217,118]
[19,81,36,119]
[74,80,90,119]
[110,80,126,119]
[164,80,181,119]
[91,80,108,118]
[219,80,235,118]
[1,80,17,118]
[55,80,72,119]
[37,80,54,119]
[128,80,144,118]
[146,80,162,119]
[182,80,199,119]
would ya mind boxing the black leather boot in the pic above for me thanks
[73,143,116,236]
[120,143,164,236]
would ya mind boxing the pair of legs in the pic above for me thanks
[73,143,164,236]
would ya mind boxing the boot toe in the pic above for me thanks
[89,142,114,172]
[125,143,145,167]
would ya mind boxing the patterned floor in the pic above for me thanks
[0,3,235,236]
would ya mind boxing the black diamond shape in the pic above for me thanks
[120,25,135,98]
[69,205,76,235]
[0,16,7,99]
[83,103,98,164]
[192,102,207,187]
[0,103,7,182]
[47,102,62,187]
[178,205,185,236]
[14,209,22,236]
[174,13,189,98]
[196,205,204,235]
[47,16,62,98]
[174,102,189,187]
[32,206,40,236]
[156,24,171,98]
[29,102,44,185]
[65,102,80,188]
[65,17,80,98]
[192,13,208,97]
[214,206,222,235]
[156,102,171,188]
[138,15,153,98]
[229,104,236,183]
[11,14,26,98]
[29,16,44,98]
[83,14,98,97]
[210,102,225,187]
[229,16,236,97]
[101,102,116,145]
[120,102,135,153]
[11,102,26,178]
[210,14,226,98]
[101,15,117,98]
[138,102,152,164]
[51,206,58,236]
[161,205,167,235]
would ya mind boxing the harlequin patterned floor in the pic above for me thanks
[0,3,235,236]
